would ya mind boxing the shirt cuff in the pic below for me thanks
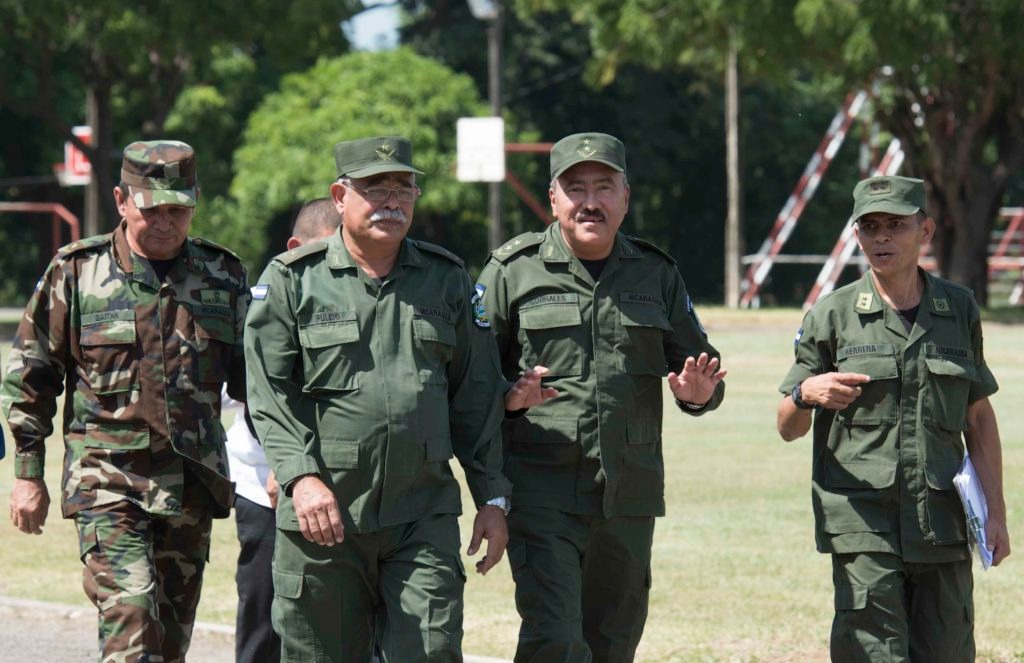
[14,452,44,479]
[273,455,321,494]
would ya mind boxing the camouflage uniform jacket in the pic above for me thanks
[476,224,725,518]
[0,222,249,518]
[244,232,512,533]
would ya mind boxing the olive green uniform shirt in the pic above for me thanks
[244,231,511,533]
[779,270,998,563]
[477,224,725,518]
[0,223,249,518]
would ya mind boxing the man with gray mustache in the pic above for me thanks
[244,136,553,661]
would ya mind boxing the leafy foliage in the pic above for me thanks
[218,48,490,271]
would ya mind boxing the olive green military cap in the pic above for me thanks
[851,175,926,222]
[334,136,423,179]
[120,139,198,209]
[550,132,626,179]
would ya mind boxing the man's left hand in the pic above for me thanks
[467,505,508,575]
[986,516,1011,566]
[668,352,727,405]
[504,365,558,412]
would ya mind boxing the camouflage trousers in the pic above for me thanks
[75,494,213,663]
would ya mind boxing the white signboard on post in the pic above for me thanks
[457,117,505,182]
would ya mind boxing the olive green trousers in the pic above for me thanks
[272,513,465,663]
[831,552,974,662]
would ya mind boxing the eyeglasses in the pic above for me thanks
[342,181,422,203]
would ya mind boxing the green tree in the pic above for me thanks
[0,0,360,232]
[399,1,853,302]
[221,48,491,272]
[794,0,1024,304]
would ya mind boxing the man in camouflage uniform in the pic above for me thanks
[245,136,551,662]
[476,132,727,662]
[777,176,1010,661]
[2,140,249,662]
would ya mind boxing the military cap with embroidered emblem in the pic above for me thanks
[334,136,423,179]
[851,175,925,223]
[550,132,626,179]
[121,139,198,209]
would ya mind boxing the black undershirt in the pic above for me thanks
[579,257,607,281]
[896,304,920,331]
[147,257,178,281]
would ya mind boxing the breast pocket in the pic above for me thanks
[412,315,456,385]
[298,312,361,394]
[79,318,138,394]
[835,347,900,425]
[923,351,976,432]
[194,316,236,385]
[518,303,583,377]
[619,303,672,376]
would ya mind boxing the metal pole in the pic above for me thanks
[487,3,504,249]
[724,30,741,308]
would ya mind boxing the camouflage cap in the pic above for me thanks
[120,140,198,209]
[550,132,626,179]
[851,175,925,223]
[334,136,423,179]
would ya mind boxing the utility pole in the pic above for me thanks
[486,2,504,250]
[724,30,742,308]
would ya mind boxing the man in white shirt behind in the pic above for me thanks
[228,198,342,663]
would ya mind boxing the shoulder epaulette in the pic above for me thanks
[625,235,676,264]
[273,239,330,266]
[57,233,112,259]
[413,240,464,267]
[189,236,243,262]
[491,232,545,263]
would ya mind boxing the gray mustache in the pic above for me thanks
[370,208,408,223]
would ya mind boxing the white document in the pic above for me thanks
[953,454,992,570]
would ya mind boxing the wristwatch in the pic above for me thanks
[485,496,511,516]
[791,382,814,410]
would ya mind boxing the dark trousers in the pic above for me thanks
[507,506,655,663]
[235,495,281,663]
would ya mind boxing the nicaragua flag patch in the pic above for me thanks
[793,327,803,351]
[251,284,270,301]
[471,284,490,328]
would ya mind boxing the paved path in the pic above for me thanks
[0,595,509,662]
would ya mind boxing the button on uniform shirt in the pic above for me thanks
[244,232,511,533]
[0,222,249,517]
[476,223,725,518]
[779,270,998,562]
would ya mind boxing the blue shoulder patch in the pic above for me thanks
[472,284,490,328]
[251,284,269,301]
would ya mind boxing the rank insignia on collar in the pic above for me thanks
[471,284,490,328]
[933,298,950,312]
[856,292,873,310]
[376,142,396,161]
[577,138,597,159]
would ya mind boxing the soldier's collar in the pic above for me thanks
[325,233,421,270]
[852,268,951,315]
[540,223,638,262]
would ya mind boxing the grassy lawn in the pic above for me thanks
[1,307,1021,661]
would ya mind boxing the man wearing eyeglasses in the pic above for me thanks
[244,136,551,661]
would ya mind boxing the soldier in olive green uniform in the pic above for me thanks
[2,141,249,662]
[244,137,550,662]
[777,176,1010,661]
[477,133,727,662]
